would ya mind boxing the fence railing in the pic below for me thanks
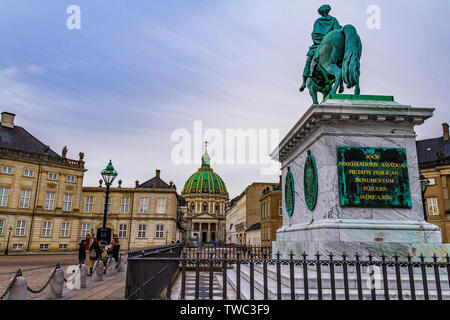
[125,246,450,300]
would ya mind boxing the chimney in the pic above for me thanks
[443,123,449,141]
[1,112,15,128]
[156,169,161,178]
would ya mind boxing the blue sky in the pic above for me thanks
[0,0,448,198]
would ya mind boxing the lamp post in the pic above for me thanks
[4,226,12,255]
[420,173,430,222]
[100,160,118,245]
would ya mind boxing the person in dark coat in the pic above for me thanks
[78,240,86,265]
[111,240,120,263]
[88,238,102,275]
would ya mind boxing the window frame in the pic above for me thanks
[120,197,129,213]
[118,224,127,238]
[41,221,52,237]
[0,187,9,207]
[63,194,73,212]
[60,222,70,238]
[84,196,94,213]
[426,197,439,216]
[19,189,31,208]
[81,223,90,237]
[139,197,149,214]
[15,220,26,236]
[137,224,147,238]
[156,197,167,214]
[2,166,13,175]
[23,169,34,178]
[44,192,55,210]
[155,224,164,238]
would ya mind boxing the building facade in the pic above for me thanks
[182,146,229,243]
[234,182,278,246]
[0,112,186,252]
[225,196,238,243]
[260,183,282,248]
[417,123,450,243]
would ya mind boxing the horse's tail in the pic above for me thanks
[342,24,362,88]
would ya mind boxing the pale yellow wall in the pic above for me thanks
[0,156,182,252]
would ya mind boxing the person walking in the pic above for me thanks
[87,238,101,276]
[78,240,86,265]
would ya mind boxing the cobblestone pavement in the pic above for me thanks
[0,254,79,299]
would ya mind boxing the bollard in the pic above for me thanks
[4,275,27,300]
[92,260,104,281]
[116,256,126,272]
[79,264,88,288]
[105,258,116,276]
[65,265,79,290]
[45,268,65,299]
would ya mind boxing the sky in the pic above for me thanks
[0,0,448,199]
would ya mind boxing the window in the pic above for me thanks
[2,166,13,174]
[81,224,90,237]
[137,224,146,238]
[84,196,93,213]
[278,200,283,216]
[118,224,127,238]
[15,220,26,236]
[63,194,73,211]
[23,169,34,177]
[59,243,67,250]
[215,202,220,214]
[44,192,55,210]
[103,197,111,213]
[19,190,31,208]
[202,202,208,213]
[66,176,75,183]
[0,219,3,236]
[261,204,264,219]
[40,244,49,251]
[427,198,439,216]
[41,221,52,237]
[0,187,9,207]
[120,198,129,213]
[190,202,195,213]
[60,222,70,237]
[428,178,436,186]
[139,197,149,213]
[12,244,23,251]
[156,225,164,238]
[156,198,167,213]
[48,172,57,180]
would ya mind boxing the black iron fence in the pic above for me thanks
[125,245,450,300]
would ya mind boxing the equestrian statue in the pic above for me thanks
[299,5,362,104]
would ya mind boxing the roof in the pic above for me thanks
[416,137,450,163]
[246,222,261,232]
[0,125,60,157]
[138,176,171,189]
[182,147,228,197]
[177,194,186,206]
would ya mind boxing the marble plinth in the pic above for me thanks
[271,96,450,259]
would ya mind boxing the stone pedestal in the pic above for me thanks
[271,95,450,259]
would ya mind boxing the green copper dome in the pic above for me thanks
[182,148,228,197]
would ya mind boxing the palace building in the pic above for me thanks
[0,111,186,252]
[417,123,450,242]
[182,145,229,243]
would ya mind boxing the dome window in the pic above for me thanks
[202,202,208,213]
[215,202,220,214]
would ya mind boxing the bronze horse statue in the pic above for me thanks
[303,25,362,104]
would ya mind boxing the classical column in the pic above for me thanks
[207,223,211,242]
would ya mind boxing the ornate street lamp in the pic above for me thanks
[4,226,12,255]
[99,160,118,245]
[420,173,430,222]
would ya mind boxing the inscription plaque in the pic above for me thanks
[337,146,411,208]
